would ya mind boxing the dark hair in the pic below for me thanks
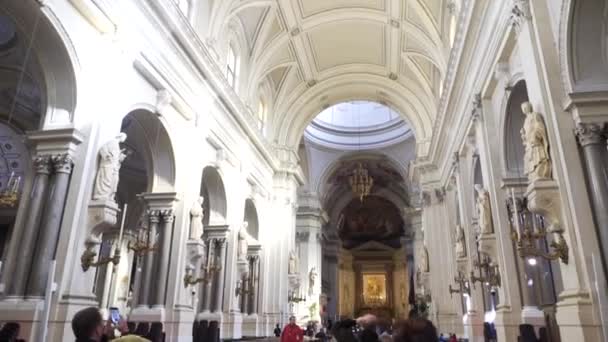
[393,318,438,342]
[72,307,102,340]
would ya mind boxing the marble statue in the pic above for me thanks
[189,197,204,240]
[420,246,429,272]
[237,222,249,261]
[288,250,298,274]
[475,184,493,234]
[520,102,552,181]
[308,267,317,296]
[455,224,466,258]
[93,133,128,201]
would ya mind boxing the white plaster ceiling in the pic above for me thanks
[208,0,449,151]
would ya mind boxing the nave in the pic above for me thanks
[0,0,606,341]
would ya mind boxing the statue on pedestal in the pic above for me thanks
[93,133,128,202]
[237,222,250,261]
[189,196,204,240]
[288,250,298,274]
[455,224,466,258]
[475,185,493,234]
[419,246,429,272]
[308,267,317,296]
[520,102,552,181]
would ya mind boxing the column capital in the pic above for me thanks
[215,238,227,248]
[34,155,53,174]
[51,153,74,174]
[160,209,174,222]
[575,122,606,147]
[296,231,310,242]
[510,0,531,35]
[147,210,161,223]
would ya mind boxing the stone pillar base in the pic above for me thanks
[436,312,461,336]
[129,306,166,323]
[521,305,545,334]
[0,299,44,341]
[242,314,260,337]
[555,290,602,341]
[222,312,243,339]
[494,307,519,342]
[463,311,484,341]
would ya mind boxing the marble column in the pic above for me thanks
[28,154,74,297]
[251,256,260,314]
[200,238,214,313]
[575,122,608,273]
[9,155,52,297]
[213,238,227,313]
[138,210,160,307]
[153,210,174,307]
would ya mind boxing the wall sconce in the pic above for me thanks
[235,278,251,297]
[470,257,501,289]
[127,229,157,257]
[448,271,470,297]
[288,290,306,303]
[183,264,222,287]
[81,244,120,272]
[508,190,569,264]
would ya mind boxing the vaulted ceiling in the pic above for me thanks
[205,0,450,152]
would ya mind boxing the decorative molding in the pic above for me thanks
[471,93,482,122]
[575,122,606,147]
[52,154,74,174]
[296,231,310,242]
[510,0,531,33]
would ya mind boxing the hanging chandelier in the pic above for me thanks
[0,172,20,208]
[349,163,373,202]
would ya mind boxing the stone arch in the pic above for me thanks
[243,198,259,240]
[560,0,608,92]
[0,2,77,126]
[119,109,176,193]
[274,74,433,152]
[502,80,529,177]
[201,166,228,226]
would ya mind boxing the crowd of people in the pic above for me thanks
[277,314,450,342]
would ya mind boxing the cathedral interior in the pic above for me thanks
[0,0,606,341]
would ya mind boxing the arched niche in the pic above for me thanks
[243,198,259,240]
[503,81,529,176]
[201,166,227,226]
[566,0,608,92]
[119,110,176,193]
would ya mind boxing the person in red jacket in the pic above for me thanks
[281,316,304,342]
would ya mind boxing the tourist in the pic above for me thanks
[72,307,106,342]
[281,316,304,342]
[449,333,457,342]
[275,324,282,337]
[393,317,438,342]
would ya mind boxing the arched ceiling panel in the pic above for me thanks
[208,0,449,153]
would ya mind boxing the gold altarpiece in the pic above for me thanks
[338,244,409,320]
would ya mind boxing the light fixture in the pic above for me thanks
[0,172,21,208]
[349,163,373,202]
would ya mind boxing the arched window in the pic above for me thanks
[226,45,238,87]
[257,99,267,130]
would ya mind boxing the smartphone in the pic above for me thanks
[109,307,120,325]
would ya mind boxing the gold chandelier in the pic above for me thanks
[349,163,373,202]
[0,172,21,208]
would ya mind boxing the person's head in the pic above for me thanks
[393,318,438,342]
[289,316,296,325]
[276,323,280,328]
[72,307,104,341]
